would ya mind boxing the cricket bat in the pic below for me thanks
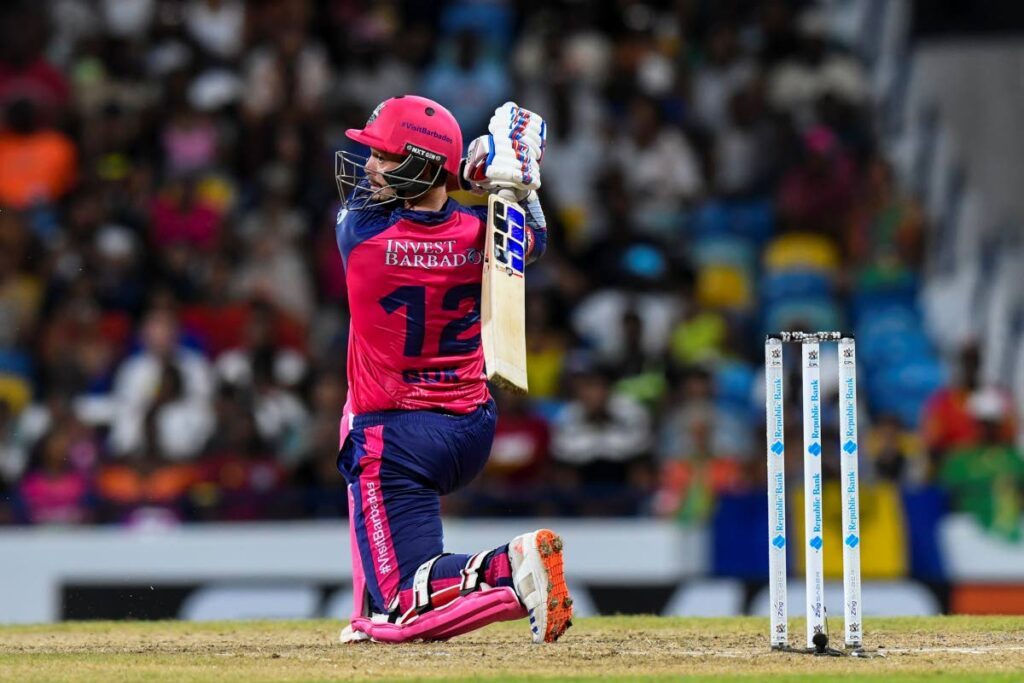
[481,192,528,394]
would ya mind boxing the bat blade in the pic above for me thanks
[481,193,528,394]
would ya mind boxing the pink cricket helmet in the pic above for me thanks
[345,95,463,177]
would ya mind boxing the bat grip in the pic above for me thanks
[496,188,520,202]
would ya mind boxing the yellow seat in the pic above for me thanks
[0,374,30,413]
[764,232,840,272]
[695,264,752,310]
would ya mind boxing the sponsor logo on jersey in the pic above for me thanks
[384,239,482,269]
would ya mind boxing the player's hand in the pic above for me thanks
[489,101,546,163]
[462,103,546,200]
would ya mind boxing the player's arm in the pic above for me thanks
[518,190,547,264]
[463,102,548,263]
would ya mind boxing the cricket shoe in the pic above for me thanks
[339,612,390,644]
[509,529,573,643]
[339,624,371,643]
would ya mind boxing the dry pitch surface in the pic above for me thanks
[3,616,1024,682]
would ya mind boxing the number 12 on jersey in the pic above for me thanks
[481,193,528,394]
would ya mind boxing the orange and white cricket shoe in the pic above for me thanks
[509,529,573,643]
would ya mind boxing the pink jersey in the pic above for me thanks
[336,199,491,418]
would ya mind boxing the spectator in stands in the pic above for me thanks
[922,343,1016,469]
[232,166,316,323]
[0,4,70,112]
[97,363,206,524]
[711,80,780,197]
[109,308,214,459]
[0,210,42,349]
[866,414,925,483]
[246,350,309,467]
[149,173,222,253]
[3,391,81,485]
[215,301,307,395]
[0,398,27,487]
[846,155,925,286]
[241,23,331,122]
[757,0,802,67]
[610,309,668,410]
[17,420,96,525]
[183,0,246,61]
[550,359,654,515]
[456,389,552,517]
[196,385,287,521]
[290,374,350,518]
[37,276,121,398]
[335,32,416,114]
[524,294,572,400]
[526,80,605,249]
[611,95,704,234]
[160,104,220,177]
[691,23,755,134]
[92,224,146,316]
[291,372,348,518]
[668,299,728,368]
[572,177,685,364]
[766,8,868,123]
[0,98,77,210]
[939,388,1024,540]
[421,30,508,137]
[659,366,752,465]
[777,124,855,236]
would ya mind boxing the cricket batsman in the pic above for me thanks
[333,95,572,643]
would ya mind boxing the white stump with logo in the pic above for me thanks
[838,337,863,647]
[801,342,825,648]
[765,337,788,648]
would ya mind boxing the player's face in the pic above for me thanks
[366,148,403,199]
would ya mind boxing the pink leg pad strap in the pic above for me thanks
[348,586,525,643]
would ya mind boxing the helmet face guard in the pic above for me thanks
[335,144,447,211]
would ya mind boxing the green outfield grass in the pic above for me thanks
[3,615,1024,682]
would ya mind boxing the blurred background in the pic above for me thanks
[2,0,1024,623]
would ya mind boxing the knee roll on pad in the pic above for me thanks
[349,586,526,643]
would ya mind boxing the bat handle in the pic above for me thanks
[496,188,520,202]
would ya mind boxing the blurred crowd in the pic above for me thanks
[0,0,1020,532]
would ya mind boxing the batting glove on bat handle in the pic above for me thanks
[463,135,539,201]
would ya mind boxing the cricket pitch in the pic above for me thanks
[3,615,1023,682]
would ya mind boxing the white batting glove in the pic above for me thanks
[489,101,546,163]
[462,103,546,200]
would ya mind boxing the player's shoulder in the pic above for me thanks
[335,204,395,261]
[451,198,489,224]
[391,198,489,226]
[336,203,393,231]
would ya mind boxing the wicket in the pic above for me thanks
[765,331,863,653]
